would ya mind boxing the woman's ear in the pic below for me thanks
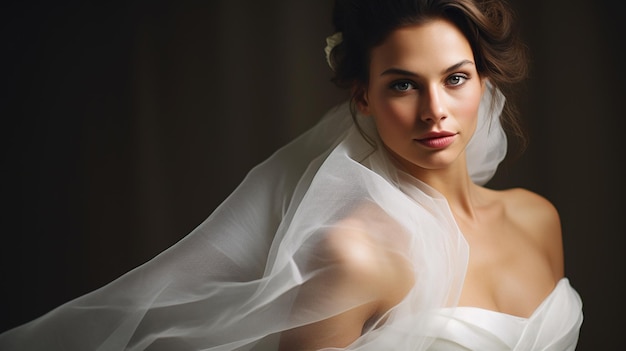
[352,85,370,115]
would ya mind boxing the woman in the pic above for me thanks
[0,0,582,350]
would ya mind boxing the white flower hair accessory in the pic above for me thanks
[324,32,343,71]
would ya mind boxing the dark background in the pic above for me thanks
[1,1,623,349]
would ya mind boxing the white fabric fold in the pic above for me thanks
[428,278,583,351]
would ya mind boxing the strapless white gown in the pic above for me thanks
[428,278,583,351]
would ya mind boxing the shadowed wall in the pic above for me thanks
[1,1,623,349]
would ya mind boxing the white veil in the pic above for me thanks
[0,84,507,350]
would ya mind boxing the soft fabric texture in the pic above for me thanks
[0,84,582,350]
[428,278,583,351]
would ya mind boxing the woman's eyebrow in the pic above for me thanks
[443,59,475,74]
[380,59,475,77]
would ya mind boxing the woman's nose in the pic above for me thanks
[419,85,447,123]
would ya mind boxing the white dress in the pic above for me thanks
[428,278,582,350]
[0,85,583,350]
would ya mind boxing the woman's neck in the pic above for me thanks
[425,171,481,219]
[404,160,483,221]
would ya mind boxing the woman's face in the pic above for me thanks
[359,19,484,177]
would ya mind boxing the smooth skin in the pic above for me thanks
[279,19,563,350]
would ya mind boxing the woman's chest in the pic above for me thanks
[456,217,556,318]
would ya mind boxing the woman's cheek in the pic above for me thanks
[385,99,417,129]
[454,90,481,122]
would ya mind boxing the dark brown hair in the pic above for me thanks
[328,0,529,151]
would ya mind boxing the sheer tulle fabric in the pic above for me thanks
[2,85,531,350]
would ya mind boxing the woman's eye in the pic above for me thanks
[391,81,415,92]
[447,74,468,86]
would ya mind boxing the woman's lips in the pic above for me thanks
[415,132,457,149]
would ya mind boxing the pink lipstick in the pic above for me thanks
[415,132,457,149]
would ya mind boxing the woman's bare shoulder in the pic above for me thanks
[487,187,564,278]
[279,211,414,350]
[495,188,561,229]
[321,213,415,304]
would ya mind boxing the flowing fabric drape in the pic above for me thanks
[0,84,527,351]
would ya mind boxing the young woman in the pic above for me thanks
[0,0,582,350]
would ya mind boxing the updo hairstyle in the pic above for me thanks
[328,0,529,150]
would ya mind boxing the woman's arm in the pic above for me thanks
[278,301,379,351]
[278,220,414,350]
